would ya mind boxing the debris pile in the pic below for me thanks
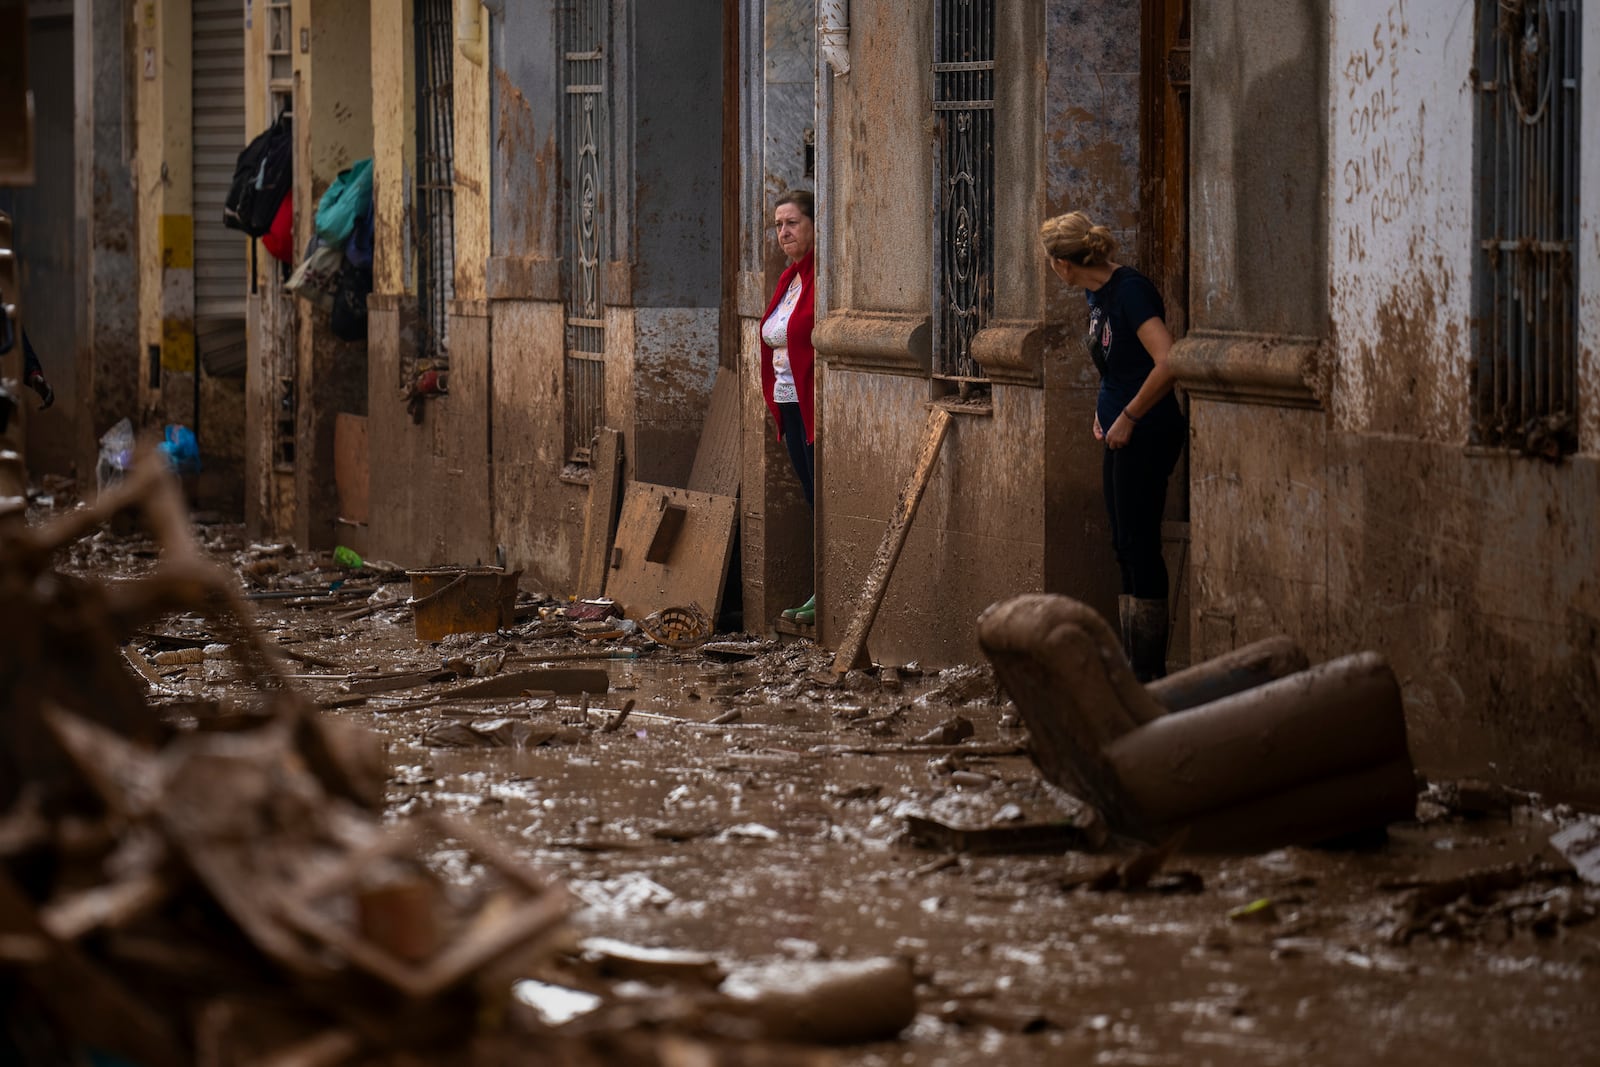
[0,455,916,1064]
[0,456,571,1063]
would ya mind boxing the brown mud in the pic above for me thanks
[59,513,1600,1067]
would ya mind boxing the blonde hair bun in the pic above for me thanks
[1039,211,1117,266]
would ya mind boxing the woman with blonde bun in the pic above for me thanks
[1040,211,1185,681]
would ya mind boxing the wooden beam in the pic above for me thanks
[831,407,952,675]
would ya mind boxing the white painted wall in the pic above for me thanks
[1328,0,1597,454]
[1328,0,1475,441]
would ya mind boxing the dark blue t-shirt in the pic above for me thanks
[1086,266,1181,432]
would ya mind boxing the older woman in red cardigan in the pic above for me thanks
[760,189,817,625]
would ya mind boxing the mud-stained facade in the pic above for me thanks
[124,0,251,513]
[357,1,730,585]
[1174,0,1600,802]
[811,1,1151,665]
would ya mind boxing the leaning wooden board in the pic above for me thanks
[605,483,739,623]
[832,406,952,675]
[576,428,624,599]
[687,365,741,498]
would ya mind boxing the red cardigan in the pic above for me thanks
[759,249,816,443]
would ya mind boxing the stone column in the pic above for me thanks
[74,0,139,487]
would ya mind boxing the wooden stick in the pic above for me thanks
[832,406,952,675]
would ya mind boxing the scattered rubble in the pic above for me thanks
[4,468,1596,1064]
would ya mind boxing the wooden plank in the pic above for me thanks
[831,407,952,675]
[446,667,609,698]
[606,483,738,623]
[333,413,369,525]
[576,428,624,597]
[686,366,742,497]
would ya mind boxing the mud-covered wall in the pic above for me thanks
[483,3,581,592]
[365,0,493,569]
[623,0,722,489]
[1181,0,1600,802]
[812,0,1134,663]
[823,371,1049,665]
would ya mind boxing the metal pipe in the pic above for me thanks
[819,0,849,77]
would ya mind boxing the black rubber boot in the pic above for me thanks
[1126,597,1170,683]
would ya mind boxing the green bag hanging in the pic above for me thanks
[314,158,374,246]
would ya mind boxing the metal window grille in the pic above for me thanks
[415,0,456,369]
[1474,0,1580,454]
[264,3,296,469]
[563,0,608,464]
[932,0,995,382]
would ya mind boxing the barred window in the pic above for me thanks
[415,0,456,370]
[932,0,995,384]
[1474,0,1581,455]
[562,0,609,464]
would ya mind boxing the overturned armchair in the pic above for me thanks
[978,595,1418,852]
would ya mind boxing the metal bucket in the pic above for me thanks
[407,567,521,642]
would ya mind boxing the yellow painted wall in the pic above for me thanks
[135,0,196,385]
[452,1,489,302]
[371,0,414,297]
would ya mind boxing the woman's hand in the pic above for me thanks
[1105,412,1135,449]
[1093,412,1104,441]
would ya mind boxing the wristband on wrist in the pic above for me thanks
[1122,407,1140,424]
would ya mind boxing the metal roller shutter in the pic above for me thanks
[191,0,246,330]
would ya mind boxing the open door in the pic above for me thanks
[1140,0,1192,665]
[1140,0,1190,337]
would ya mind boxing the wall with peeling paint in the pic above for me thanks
[372,0,413,299]
[363,0,496,570]
[1329,0,1473,440]
[1179,0,1600,802]
[134,0,195,423]
[482,3,576,592]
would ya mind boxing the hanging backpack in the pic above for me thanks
[223,113,294,237]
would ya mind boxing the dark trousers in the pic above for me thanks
[778,401,815,510]
[1103,414,1186,599]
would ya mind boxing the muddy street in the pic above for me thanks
[9,503,1577,1067]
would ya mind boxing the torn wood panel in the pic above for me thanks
[605,483,738,624]
[447,667,610,698]
[645,503,688,564]
[577,428,624,598]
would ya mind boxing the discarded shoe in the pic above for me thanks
[781,594,815,623]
